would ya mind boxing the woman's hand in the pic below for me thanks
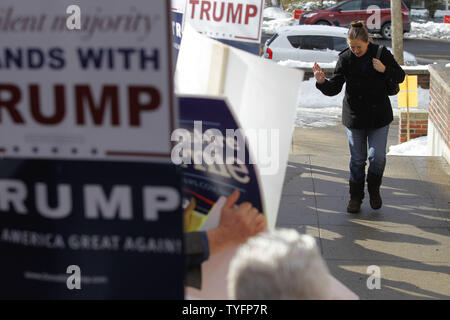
[313,62,326,84]
[372,58,386,73]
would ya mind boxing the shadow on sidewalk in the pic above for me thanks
[277,159,450,299]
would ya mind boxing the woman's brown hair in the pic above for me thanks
[347,20,370,42]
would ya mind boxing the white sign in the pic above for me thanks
[177,26,304,299]
[183,0,264,43]
[0,0,175,163]
[172,0,187,13]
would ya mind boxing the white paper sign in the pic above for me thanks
[0,0,175,163]
[183,0,264,43]
[172,0,187,13]
[177,25,304,300]
[176,25,304,230]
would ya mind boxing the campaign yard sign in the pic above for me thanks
[183,0,263,55]
[0,160,182,299]
[176,95,266,299]
[176,96,264,231]
[172,0,186,62]
[0,0,183,299]
[0,0,175,161]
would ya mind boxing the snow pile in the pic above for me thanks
[287,1,336,11]
[262,7,295,34]
[294,78,344,128]
[387,136,429,156]
[278,60,337,69]
[263,7,293,20]
[262,18,295,34]
[281,61,430,83]
[405,21,450,40]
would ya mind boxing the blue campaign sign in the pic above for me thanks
[0,159,183,299]
[177,96,264,231]
[172,10,184,63]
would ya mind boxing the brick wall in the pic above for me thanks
[428,66,450,151]
[399,111,428,143]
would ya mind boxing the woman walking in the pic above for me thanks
[313,21,405,213]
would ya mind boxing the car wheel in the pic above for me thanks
[381,22,391,39]
[315,20,331,25]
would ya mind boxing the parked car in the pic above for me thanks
[263,25,418,65]
[298,0,411,39]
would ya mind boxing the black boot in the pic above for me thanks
[347,179,365,213]
[367,172,383,209]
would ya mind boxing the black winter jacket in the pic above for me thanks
[316,42,406,129]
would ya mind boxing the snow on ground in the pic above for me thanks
[280,61,430,71]
[405,21,450,40]
[262,18,295,34]
[262,8,295,34]
[278,60,337,69]
[286,1,336,11]
[387,136,430,156]
[263,7,293,20]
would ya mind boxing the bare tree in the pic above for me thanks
[391,0,404,65]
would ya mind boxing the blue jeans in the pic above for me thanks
[346,125,389,181]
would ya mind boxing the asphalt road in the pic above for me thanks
[371,38,450,65]
[261,32,450,65]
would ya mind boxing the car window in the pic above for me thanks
[332,37,348,51]
[301,36,333,51]
[287,36,301,49]
[362,0,382,10]
[340,0,362,11]
[328,0,349,10]
[379,1,390,9]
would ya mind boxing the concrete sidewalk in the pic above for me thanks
[278,122,450,299]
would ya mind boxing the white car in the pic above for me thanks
[263,25,418,66]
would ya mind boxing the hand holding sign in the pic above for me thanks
[206,190,266,255]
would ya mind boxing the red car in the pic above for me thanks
[298,0,411,39]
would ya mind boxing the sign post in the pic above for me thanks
[398,75,418,141]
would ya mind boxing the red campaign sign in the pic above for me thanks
[294,10,304,19]
[445,15,450,23]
